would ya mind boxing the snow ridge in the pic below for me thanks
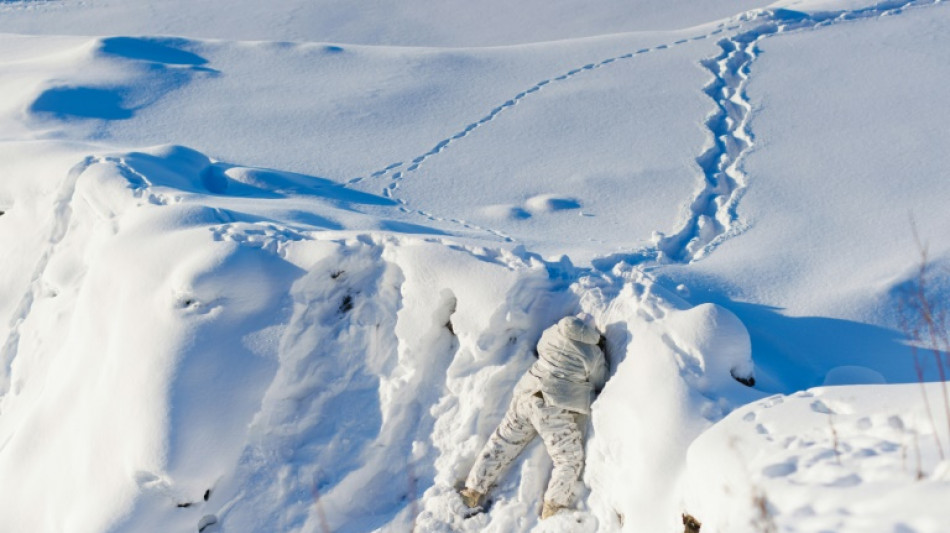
[641,0,945,266]
[0,152,171,400]
[0,155,95,399]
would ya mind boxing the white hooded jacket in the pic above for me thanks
[514,316,607,414]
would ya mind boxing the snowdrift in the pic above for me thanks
[685,384,950,532]
[2,0,950,532]
[0,144,759,532]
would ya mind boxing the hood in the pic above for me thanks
[558,316,600,345]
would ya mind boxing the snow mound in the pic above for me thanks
[524,194,582,215]
[2,0,950,531]
[481,195,583,222]
[581,275,760,532]
[684,384,950,532]
[26,36,214,126]
[0,140,764,532]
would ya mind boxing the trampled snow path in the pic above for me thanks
[601,0,947,268]
[341,0,946,268]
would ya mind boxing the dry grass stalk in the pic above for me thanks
[898,223,950,461]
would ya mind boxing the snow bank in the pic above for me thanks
[406,268,761,532]
[684,383,950,532]
[582,273,761,532]
[0,141,765,532]
[2,0,950,531]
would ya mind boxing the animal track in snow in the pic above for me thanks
[763,458,798,478]
[358,0,945,254]
[210,221,308,255]
[588,0,946,273]
[760,395,784,409]
[398,204,514,242]
[650,0,945,265]
[811,399,835,415]
[0,0,60,13]
[100,156,171,206]
[352,24,738,204]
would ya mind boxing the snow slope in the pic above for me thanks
[0,0,769,46]
[662,0,950,392]
[685,384,950,532]
[1,0,949,532]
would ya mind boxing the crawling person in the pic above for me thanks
[460,314,607,519]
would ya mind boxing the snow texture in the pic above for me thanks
[1,0,949,532]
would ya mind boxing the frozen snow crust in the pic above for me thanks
[1,0,950,532]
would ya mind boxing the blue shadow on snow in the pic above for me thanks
[652,275,927,394]
[29,87,133,120]
[726,302,920,392]
[100,36,208,66]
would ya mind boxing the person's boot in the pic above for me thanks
[541,501,564,519]
[459,488,483,508]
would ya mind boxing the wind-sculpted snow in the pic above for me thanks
[25,37,216,126]
[27,37,209,121]
[0,141,762,532]
[0,154,94,398]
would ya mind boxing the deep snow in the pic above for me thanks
[1,0,949,532]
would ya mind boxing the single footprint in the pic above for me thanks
[198,514,218,532]
[761,395,784,408]
[827,473,862,487]
[810,399,834,415]
[763,459,798,478]
[887,415,905,431]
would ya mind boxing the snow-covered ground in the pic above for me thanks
[1,0,949,532]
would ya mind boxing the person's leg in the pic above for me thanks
[531,402,584,512]
[464,394,537,498]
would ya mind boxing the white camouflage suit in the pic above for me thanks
[465,316,607,508]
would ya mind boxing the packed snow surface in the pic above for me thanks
[1,0,949,532]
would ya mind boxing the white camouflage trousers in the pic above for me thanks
[465,391,584,507]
